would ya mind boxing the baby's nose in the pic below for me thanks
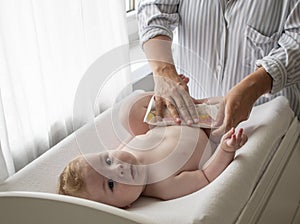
[113,163,125,176]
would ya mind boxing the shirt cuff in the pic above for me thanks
[139,27,173,47]
[256,56,287,94]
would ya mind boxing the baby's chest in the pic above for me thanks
[129,126,208,171]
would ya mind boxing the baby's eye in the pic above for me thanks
[105,157,112,166]
[108,179,114,191]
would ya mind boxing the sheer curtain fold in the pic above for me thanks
[0,0,129,181]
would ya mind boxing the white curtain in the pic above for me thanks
[0,0,129,180]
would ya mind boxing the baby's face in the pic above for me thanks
[80,151,147,207]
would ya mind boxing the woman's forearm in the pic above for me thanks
[143,36,178,77]
[241,67,273,99]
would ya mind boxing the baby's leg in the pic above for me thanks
[119,92,153,136]
[120,75,189,136]
[201,128,247,183]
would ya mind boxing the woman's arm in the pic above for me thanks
[213,67,272,136]
[144,36,198,124]
[137,1,199,125]
[213,2,300,135]
[255,1,300,93]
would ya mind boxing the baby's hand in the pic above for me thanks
[220,128,247,152]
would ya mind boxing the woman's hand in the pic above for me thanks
[153,73,199,125]
[143,36,199,125]
[212,67,273,137]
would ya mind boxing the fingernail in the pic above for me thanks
[193,118,199,123]
[176,118,181,123]
[187,120,193,125]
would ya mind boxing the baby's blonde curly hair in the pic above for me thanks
[57,156,86,197]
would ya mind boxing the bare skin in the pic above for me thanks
[75,92,247,208]
[212,67,272,136]
[143,35,272,137]
[143,36,198,125]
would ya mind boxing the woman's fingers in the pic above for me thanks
[172,86,198,124]
[153,75,199,125]
[165,100,181,124]
[154,96,164,121]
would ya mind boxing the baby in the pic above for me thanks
[57,92,247,208]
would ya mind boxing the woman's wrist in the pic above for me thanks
[254,67,273,95]
[152,63,178,78]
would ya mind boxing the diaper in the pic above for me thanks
[143,96,221,128]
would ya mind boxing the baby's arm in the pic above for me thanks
[201,128,248,182]
[146,128,247,200]
[148,170,211,200]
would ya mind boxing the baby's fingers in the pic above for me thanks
[226,133,237,147]
[236,129,243,141]
[240,133,248,147]
[236,128,248,147]
[223,127,235,140]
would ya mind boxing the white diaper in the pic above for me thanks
[143,96,220,128]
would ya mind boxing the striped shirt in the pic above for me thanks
[137,0,300,119]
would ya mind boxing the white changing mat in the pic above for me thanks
[0,96,295,224]
[128,96,294,223]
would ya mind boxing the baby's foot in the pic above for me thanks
[220,128,248,152]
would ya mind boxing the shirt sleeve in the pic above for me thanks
[137,0,180,46]
[256,1,300,94]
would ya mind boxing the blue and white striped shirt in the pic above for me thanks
[137,0,300,119]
